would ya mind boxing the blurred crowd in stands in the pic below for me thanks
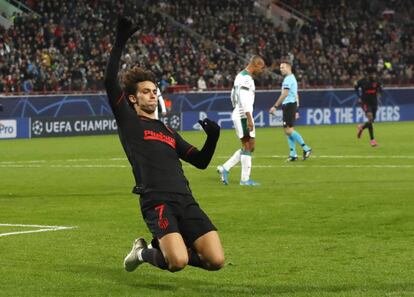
[0,0,413,94]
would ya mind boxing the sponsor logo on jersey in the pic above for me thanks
[144,130,176,148]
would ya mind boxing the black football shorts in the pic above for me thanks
[139,192,217,246]
[282,102,297,128]
[361,103,378,120]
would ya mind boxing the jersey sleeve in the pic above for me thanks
[282,76,292,90]
[239,76,254,91]
[173,127,219,169]
[239,88,254,113]
[174,130,195,160]
[104,45,137,126]
[239,76,254,113]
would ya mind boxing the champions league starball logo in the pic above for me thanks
[31,120,44,135]
[169,115,180,130]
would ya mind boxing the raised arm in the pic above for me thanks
[104,17,139,107]
[177,119,221,169]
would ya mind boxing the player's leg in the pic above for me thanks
[284,127,297,161]
[358,104,373,139]
[284,103,311,159]
[192,231,225,271]
[179,196,224,270]
[367,107,377,146]
[240,136,259,185]
[283,104,297,161]
[128,233,188,272]
[157,232,189,271]
[289,128,311,160]
[217,118,244,184]
[125,196,187,272]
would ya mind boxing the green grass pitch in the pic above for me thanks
[1,122,413,297]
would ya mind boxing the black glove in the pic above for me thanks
[115,16,139,47]
[198,118,220,138]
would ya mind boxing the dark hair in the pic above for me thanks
[366,67,376,74]
[123,66,157,96]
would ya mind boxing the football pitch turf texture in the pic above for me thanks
[1,122,413,297]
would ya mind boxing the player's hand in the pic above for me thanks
[269,106,276,114]
[115,16,139,46]
[247,119,254,132]
[198,118,220,138]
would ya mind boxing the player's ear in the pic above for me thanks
[128,94,138,105]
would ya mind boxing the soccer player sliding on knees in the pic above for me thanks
[104,16,224,273]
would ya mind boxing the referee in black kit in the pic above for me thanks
[355,67,383,147]
[104,16,224,273]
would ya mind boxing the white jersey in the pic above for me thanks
[154,87,166,120]
[231,69,255,120]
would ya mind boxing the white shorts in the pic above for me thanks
[233,117,255,139]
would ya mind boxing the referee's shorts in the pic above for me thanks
[282,102,297,128]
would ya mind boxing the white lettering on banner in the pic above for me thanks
[217,111,233,127]
[254,111,265,127]
[45,121,72,133]
[376,106,400,122]
[355,106,400,123]
[269,110,283,127]
[0,120,17,139]
[306,106,400,125]
[334,108,354,123]
[355,108,367,122]
[74,120,117,132]
[306,108,331,125]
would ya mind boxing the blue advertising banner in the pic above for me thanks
[1,88,413,119]
[0,93,112,118]
[166,88,414,112]
[181,105,412,131]
[0,118,30,139]
[0,88,413,136]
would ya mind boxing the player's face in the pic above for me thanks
[252,60,265,77]
[136,81,158,114]
[280,63,290,76]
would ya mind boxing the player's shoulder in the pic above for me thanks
[283,74,296,85]
[236,70,254,86]
[288,74,297,82]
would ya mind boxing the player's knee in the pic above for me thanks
[206,255,225,271]
[167,255,188,272]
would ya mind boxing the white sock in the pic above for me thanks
[137,248,144,261]
[241,153,252,182]
[223,149,241,171]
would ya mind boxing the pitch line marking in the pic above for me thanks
[0,164,413,169]
[1,155,414,166]
[0,223,77,238]
[218,155,414,159]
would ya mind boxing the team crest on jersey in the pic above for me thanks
[158,218,169,230]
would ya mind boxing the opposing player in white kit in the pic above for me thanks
[217,56,265,186]
[154,87,167,120]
